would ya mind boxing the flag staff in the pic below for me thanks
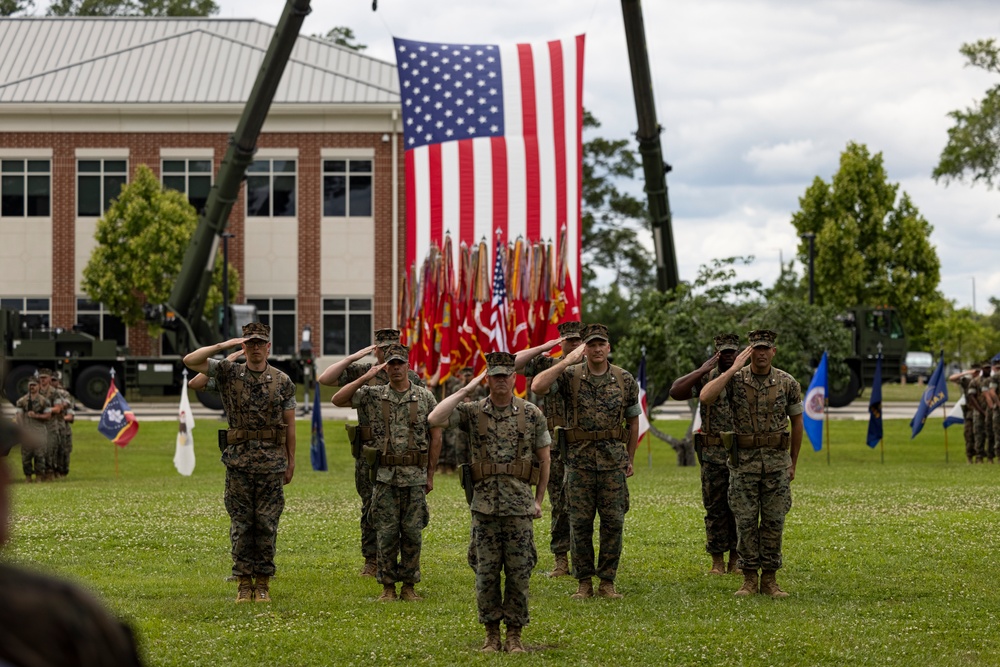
[110,368,119,479]
[825,395,830,466]
[942,400,949,464]
[642,345,652,470]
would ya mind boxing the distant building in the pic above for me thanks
[0,17,404,370]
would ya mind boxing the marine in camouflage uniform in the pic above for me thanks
[184,322,297,603]
[36,369,63,481]
[700,329,803,598]
[968,362,992,463]
[441,367,477,470]
[318,328,427,577]
[14,379,50,482]
[531,323,641,600]
[0,425,144,667]
[332,344,441,601]
[430,351,551,654]
[990,360,1000,464]
[522,320,585,578]
[669,333,741,575]
[51,375,75,477]
[951,368,979,463]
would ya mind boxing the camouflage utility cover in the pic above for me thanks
[207,359,296,473]
[353,383,438,486]
[451,398,550,516]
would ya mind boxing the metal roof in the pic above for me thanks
[0,18,399,105]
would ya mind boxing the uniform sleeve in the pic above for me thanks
[15,396,27,413]
[531,407,551,450]
[623,372,642,419]
[351,385,371,410]
[203,377,218,393]
[450,400,471,429]
[338,362,371,386]
[524,355,555,379]
[205,358,222,378]
[785,377,804,416]
[968,380,979,395]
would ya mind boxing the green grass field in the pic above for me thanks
[4,416,999,666]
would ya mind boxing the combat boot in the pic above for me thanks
[481,622,502,652]
[708,553,726,575]
[504,625,525,653]
[359,557,377,577]
[759,570,788,598]
[727,550,741,574]
[378,584,397,601]
[253,575,271,602]
[734,570,759,597]
[597,579,623,599]
[399,583,422,601]
[549,553,570,578]
[571,577,594,599]
[235,575,254,603]
[968,456,974,464]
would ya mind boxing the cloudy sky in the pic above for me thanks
[217,0,1000,310]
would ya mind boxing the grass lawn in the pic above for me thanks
[4,416,998,666]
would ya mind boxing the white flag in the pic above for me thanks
[173,384,196,476]
[691,401,703,434]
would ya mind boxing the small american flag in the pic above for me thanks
[394,35,584,299]
[489,241,510,353]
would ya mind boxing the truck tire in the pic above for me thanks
[196,390,224,411]
[4,364,38,404]
[828,366,861,408]
[75,365,115,410]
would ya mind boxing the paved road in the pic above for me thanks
[71,399,940,423]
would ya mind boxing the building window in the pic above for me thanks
[1,159,50,217]
[77,159,127,217]
[0,297,50,329]
[162,159,213,213]
[247,297,296,355]
[246,159,296,217]
[75,298,126,345]
[322,160,372,217]
[322,298,372,355]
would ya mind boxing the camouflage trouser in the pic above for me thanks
[224,468,285,577]
[355,457,377,560]
[987,410,996,460]
[548,453,571,555]
[44,428,59,474]
[992,410,1000,460]
[471,512,537,627]
[53,428,72,475]
[973,411,988,459]
[729,468,792,571]
[438,428,459,468]
[371,483,429,585]
[20,425,47,478]
[566,466,629,582]
[701,459,737,555]
[964,410,975,459]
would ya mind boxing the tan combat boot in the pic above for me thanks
[708,553,726,575]
[734,570,759,597]
[504,625,526,653]
[235,575,254,603]
[481,622,502,652]
[378,584,397,601]
[571,577,594,599]
[549,553,570,578]
[759,570,788,598]
[597,579,623,599]
[727,550,741,574]
[359,557,377,577]
[253,575,271,602]
[399,583,422,601]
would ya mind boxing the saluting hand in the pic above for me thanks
[698,352,720,374]
[563,344,587,365]
[733,346,753,369]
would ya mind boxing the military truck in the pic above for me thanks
[1,0,315,411]
[827,306,908,408]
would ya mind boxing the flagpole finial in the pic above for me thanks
[877,341,883,355]
[182,367,189,379]
[109,367,116,379]
[641,345,647,356]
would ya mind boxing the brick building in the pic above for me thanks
[0,17,404,370]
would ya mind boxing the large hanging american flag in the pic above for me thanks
[394,35,584,299]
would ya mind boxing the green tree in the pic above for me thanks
[925,301,1000,368]
[934,38,1000,189]
[581,110,655,295]
[790,142,942,344]
[82,165,238,337]
[1,0,33,15]
[47,0,216,16]
[314,26,366,51]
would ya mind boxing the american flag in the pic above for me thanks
[394,36,584,298]
[489,241,510,352]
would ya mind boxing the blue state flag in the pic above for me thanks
[910,354,948,439]
[310,385,328,471]
[803,352,828,452]
[866,355,883,448]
